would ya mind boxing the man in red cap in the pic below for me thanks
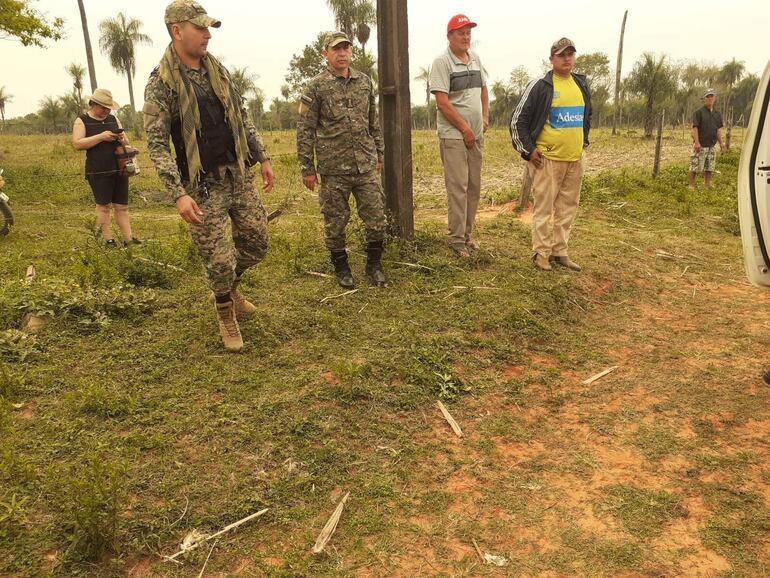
[429,14,489,258]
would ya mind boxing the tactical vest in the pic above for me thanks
[170,81,236,183]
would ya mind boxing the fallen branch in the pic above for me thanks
[320,289,358,303]
[302,270,333,279]
[24,264,36,284]
[196,539,218,578]
[582,366,618,386]
[437,401,463,438]
[165,508,269,562]
[311,492,350,555]
[267,208,282,222]
[472,539,485,564]
[618,240,643,253]
[135,256,185,272]
[389,260,435,272]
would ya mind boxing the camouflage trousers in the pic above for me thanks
[185,165,268,295]
[319,171,387,250]
[689,146,717,173]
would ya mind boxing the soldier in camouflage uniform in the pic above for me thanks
[296,31,388,288]
[143,0,274,352]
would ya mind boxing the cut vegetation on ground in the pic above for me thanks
[0,128,768,577]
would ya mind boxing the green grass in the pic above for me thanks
[0,129,768,576]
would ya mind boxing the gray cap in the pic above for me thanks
[703,88,716,97]
[551,37,576,56]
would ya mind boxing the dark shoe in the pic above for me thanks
[124,237,142,247]
[763,370,770,387]
[533,253,552,270]
[550,255,582,272]
[365,241,388,287]
[330,249,355,289]
[105,239,118,249]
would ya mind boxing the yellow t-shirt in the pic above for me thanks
[535,74,585,161]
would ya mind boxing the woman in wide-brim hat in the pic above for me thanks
[72,88,140,248]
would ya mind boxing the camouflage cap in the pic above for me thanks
[550,37,576,56]
[324,31,352,49]
[164,0,221,28]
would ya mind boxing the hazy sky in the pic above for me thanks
[2,0,768,118]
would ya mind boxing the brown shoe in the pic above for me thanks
[215,301,243,352]
[533,253,552,271]
[465,239,480,251]
[550,255,582,272]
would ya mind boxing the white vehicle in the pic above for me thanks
[738,59,770,288]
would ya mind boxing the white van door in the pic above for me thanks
[738,59,770,288]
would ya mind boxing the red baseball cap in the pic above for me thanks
[447,14,477,33]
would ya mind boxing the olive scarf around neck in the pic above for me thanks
[157,43,249,186]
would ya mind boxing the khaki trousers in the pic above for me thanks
[440,137,484,249]
[530,156,584,257]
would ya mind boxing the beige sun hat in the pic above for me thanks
[88,88,120,110]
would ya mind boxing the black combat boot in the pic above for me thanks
[330,249,355,289]
[365,241,388,287]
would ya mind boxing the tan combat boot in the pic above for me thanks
[208,280,256,319]
[230,279,257,317]
[215,301,243,352]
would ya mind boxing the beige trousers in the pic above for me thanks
[440,137,484,249]
[530,156,584,257]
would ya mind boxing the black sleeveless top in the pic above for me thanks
[80,113,120,176]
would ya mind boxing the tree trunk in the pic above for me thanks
[644,97,654,139]
[612,10,628,136]
[126,70,135,112]
[78,0,98,92]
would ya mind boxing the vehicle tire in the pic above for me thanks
[0,199,13,236]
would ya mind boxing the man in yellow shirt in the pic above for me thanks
[510,38,592,271]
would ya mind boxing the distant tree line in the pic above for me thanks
[0,1,760,138]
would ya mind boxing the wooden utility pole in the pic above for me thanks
[377,0,414,240]
[612,10,628,136]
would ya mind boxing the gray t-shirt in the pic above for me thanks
[429,47,486,140]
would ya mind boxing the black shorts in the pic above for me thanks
[87,174,129,206]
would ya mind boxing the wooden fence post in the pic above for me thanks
[652,110,665,179]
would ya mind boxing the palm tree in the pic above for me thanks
[77,0,98,92]
[38,96,64,133]
[625,53,677,139]
[98,13,152,112]
[65,63,86,104]
[414,66,432,128]
[230,66,258,99]
[61,92,84,122]
[326,0,376,54]
[247,92,265,129]
[0,87,13,130]
[353,2,375,56]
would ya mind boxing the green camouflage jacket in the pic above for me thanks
[296,67,384,177]
[142,63,268,201]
